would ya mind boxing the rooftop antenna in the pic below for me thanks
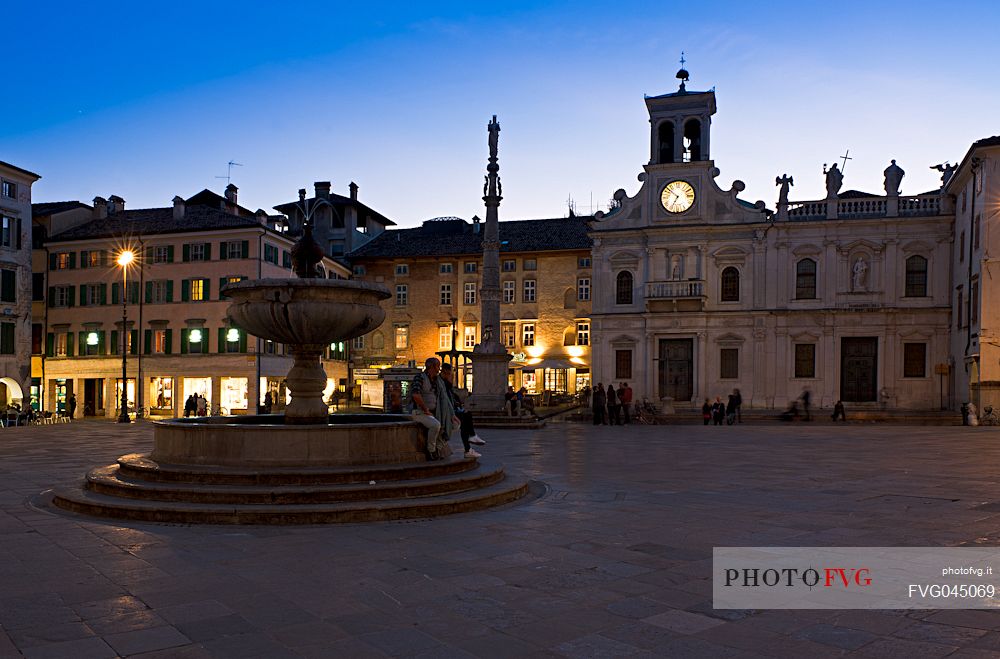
[566,193,577,217]
[215,160,243,186]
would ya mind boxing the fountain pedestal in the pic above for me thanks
[285,345,330,424]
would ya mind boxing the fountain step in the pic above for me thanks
[86,460,506,505]
[116,453,477,486]
[51,472,530,525]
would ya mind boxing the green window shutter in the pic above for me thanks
[78,332,85,355]
[146,246,155,261]
[219,278,228,298]
[144,330,151,354]
[130,282,140,304]
[15,219,21,250]
[67,286,75,307]
[130,329,138,355]
[80,251,89,268]
[69,252,76,269]
[48,253,56,270]
[181,279,190,302]
[79,284,86,305]
[218,328,225,353]
[219,241,228,260]
[46,333,54,357]
[283,251,291,268]
[110,330,118,355]
[180,328,189,355]
[167,245,175,263]
[66,333,75,357]
[98,331,106,355]
[241,240,249,259]
[47,286,55,307]
[100,284,107,305]
[205,243,212,260]
[166,280,174,302]
[182,244,190,262]
[164,329,172,354]
[145,281,153,303]
[203,278,211,301]
[238,331,247,353]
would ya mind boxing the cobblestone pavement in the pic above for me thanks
[3,420,1000,657]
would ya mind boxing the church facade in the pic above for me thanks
[589,71,960,411]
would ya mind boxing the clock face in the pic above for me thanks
[660,180,695,213]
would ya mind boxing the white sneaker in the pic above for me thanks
[469,435,486,446]
[464,449,482,459]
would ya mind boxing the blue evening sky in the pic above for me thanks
[4,1,999,226]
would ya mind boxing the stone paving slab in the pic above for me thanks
[3,421,1000,656]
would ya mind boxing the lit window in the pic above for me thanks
[153,329,167,354]
[464,282,476,305]
[55,333,68,356]
[464,325,477,349]
[439,326,451,350]
[522,323,535,347]
[501,322,516,348]
[576,322,590,346]
[190,279,205,301]
[86,251,105,267]
[395,325,409,349]
[55,252,72,270]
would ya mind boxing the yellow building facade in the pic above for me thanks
[348,216,593,395]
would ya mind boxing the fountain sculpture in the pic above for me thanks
[51,195,528,524]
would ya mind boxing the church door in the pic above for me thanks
[659,339,693,401]
[841,337,878,402]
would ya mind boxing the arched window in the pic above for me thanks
[616,271,633,305]
[795,259,817,299]
[905,255,928,297]
[657,122,674,164]
[683,119,702,162]
[720,267,740,302]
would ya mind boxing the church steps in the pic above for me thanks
[51,472,531,525]
[85,460,507,505]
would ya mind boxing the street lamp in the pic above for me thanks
[117,250,134,423]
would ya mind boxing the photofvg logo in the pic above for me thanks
[723,566,872,589]
[714,547,1000,610]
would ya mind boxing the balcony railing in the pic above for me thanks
[785,193,943,221]
[646,280,705,299]
[899,195,941,217]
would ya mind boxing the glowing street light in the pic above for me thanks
[117,249,134,423]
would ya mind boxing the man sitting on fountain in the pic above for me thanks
[410,357,446,460]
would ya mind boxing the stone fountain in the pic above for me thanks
[50,209,528,524]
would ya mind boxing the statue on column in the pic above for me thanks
[488,115,500,160]
[823,163,843,199]
[775,174,794,205]
[852,256,868,291]
[883,159,905,196]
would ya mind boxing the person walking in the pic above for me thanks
[606,384,619,426]
[619,382,633,425]
[800,387,812,421]
[592,382,607,425]
[411,357,445,460]
[831,400,847,422]
[731,388,742,423]
[702,398,711,425]
[726,391,738,425]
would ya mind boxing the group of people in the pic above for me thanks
[590,382,633,425]
[503,386,535,417]
[183,393,209,417]
[410,357,487,461]
[702,389,742,425]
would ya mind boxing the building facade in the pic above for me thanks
[0,161,39,407]
[947,137,1000,412]
[348,216,593,397]
[590,74,956,411]
[36,190,350,418]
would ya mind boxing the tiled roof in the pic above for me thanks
[273,194,396,227]
[32,201,90,217]
[973,135,1000,149]
[47,205,275,242]
[0,160,41,180]
[348,216,593,259]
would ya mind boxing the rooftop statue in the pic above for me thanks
[931,162,957,188]
[823,163,843,199]
[775,174,794,206]
[883,159,905,196]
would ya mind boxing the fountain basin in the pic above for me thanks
[152,414,440,467]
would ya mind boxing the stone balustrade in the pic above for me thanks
[783,193,944,221]
[787,201,826,220]
[646,280,705,299]
[838,198,886,218]
[899,194,941,217]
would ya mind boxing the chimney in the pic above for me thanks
[224,184,238,213]
[298,188,306,203]
[107,195,125,214]
[314,181,331,200]
[172,196,185,220]
[255,209,268,225]
[92,196,107,220]
[349,182,358,200]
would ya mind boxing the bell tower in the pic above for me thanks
[646,55,717,166]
